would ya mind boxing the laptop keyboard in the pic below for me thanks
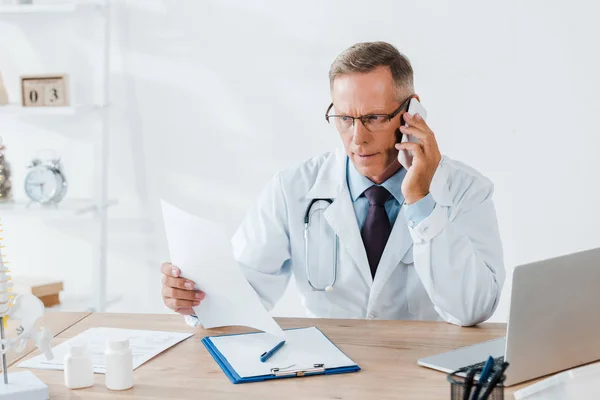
[462,356,504,372]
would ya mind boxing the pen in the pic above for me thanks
[462,368,477,400]
[478,361,510,400]
[260,340,286,363]
[470,356,495,400]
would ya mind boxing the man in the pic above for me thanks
[161,41,505,327]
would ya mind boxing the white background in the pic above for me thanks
[1,0,599,321]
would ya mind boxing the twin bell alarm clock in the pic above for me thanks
[24,158,67,205]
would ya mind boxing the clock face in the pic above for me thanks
[24,167,60,203]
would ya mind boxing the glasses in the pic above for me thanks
[325,95,413,132]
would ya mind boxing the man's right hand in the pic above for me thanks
[161,262,205,316]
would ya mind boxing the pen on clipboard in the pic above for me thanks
[260,340,286,363]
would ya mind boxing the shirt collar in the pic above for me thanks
[346,157,406,204]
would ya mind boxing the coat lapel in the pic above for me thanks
[370,206,413,296]
[322,185,372,289]
[305,148,373,289]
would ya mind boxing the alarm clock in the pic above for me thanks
[24,158,67,205]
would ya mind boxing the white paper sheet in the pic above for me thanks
[161,200,285,338]
[18,327,192,373]
[210,327,357,378]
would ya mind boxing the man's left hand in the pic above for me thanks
[395,112,442,205]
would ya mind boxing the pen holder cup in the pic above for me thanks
[447,367,505,400]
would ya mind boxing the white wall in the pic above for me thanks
[1,0,599,321]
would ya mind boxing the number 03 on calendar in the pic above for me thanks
[20,74,70,107]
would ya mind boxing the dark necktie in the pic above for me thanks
[361,186,392,278]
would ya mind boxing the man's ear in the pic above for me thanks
[399,94,419,128]
[395,127,403,144]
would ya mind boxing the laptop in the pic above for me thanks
[418,247,600,386]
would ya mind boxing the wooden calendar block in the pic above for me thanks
[20,74,69,107]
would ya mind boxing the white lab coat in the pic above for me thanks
[231,148,505,326]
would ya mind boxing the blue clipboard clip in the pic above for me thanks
[271,363,326,377]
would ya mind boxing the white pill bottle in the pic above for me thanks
[64,342,94,389]
[105,338,134,391]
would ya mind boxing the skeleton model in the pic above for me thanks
[0,218,54,399]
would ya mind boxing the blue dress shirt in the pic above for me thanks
[346,157,436,229]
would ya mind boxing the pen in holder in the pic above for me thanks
[447,366,505,400]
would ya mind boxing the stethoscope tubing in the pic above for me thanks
[304,198,337,292]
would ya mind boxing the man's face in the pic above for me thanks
[331,66,405,183]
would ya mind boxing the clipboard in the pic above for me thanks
[202,326,361,384]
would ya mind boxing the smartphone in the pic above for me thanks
[397,98,428,169]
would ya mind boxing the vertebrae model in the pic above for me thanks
[0,218,53,384]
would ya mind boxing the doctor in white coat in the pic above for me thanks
[161,41,505,327]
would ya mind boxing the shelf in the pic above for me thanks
[2,0,113,312]
[0,103,94,115]
[0,1,106,14]
[0,103,100,116]
[0,198,118,217]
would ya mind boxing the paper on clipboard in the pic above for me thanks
[161,200,284,339]
[209,327,358,379]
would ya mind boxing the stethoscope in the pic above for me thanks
[303,198,338,292]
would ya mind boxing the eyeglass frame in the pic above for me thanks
[325,95,414,132]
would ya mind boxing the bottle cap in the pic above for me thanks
[68,341,88,356]
[106,337,130,351]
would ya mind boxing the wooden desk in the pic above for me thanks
[5,311,90,368]
[13,313,537,399]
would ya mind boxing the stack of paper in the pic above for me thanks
[18,327,192,373]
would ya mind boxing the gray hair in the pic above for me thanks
[329,41,414,100]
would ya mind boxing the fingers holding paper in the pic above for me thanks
[161,262,205,315]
